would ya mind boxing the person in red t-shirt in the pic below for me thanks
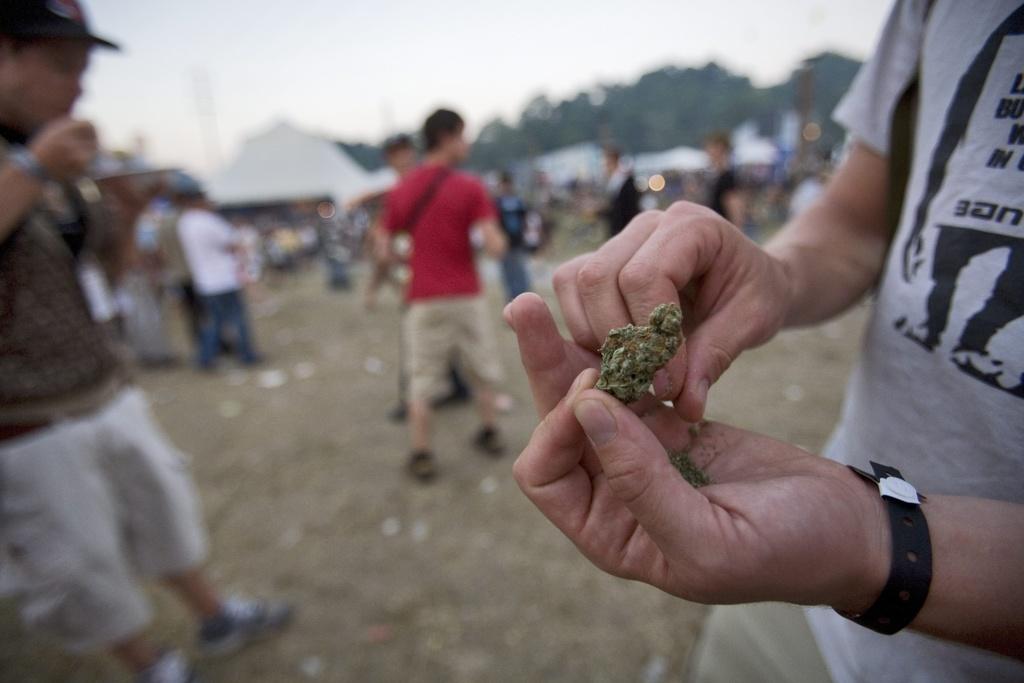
[380,109,508,481]
[364,134,473,422]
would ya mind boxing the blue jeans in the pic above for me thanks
[198,289,258,367]
[500,248,532,302]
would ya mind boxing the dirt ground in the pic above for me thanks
[0,255,868,683]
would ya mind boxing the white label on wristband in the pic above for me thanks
[878,476,921,505]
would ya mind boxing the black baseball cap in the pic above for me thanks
[383,133,414,153]
[168,171,205,199]
[0,0,119,50]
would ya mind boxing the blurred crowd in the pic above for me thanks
[110,132,834,376]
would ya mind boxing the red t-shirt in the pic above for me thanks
[384,164,496,302]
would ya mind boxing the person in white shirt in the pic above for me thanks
[175,182,261,369]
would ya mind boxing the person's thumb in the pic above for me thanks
[571,388,705,546]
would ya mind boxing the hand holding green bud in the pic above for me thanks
[596,303,711,485]
[596,302,683,404]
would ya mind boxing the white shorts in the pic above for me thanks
[405,295,504,403]
[0,387,207,651]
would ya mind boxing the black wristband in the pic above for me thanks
[837,461,932,635]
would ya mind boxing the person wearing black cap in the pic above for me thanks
[174,177,263,370]
[0,3,291,682]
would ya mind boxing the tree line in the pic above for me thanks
[340,51,861,173]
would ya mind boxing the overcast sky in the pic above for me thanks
[77,0,893,176]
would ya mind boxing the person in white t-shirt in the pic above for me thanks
[176,184,261,369]
[506,1,1023,680]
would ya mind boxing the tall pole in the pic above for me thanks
[380,99,395,137]
[796,59,816,170]
[192,69,222,175]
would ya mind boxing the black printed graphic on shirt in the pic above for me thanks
[895,5,1024,399]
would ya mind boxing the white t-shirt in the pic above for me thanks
[177,208,242,296]
[805,2,1024,681]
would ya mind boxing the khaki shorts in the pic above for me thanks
[684,603,833,682]
[0,387,207,652]
[405,295,504,403]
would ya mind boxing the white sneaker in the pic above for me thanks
[198,596,294,656]
[135,650,200,683]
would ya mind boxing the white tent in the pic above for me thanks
[731,121,779,167]
[345,167,398,208]
[633,146,708,175]
[209,121,377,208]
[733,137,779,166]
[532,142,605,186]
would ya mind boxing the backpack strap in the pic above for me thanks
[400,167,452,235]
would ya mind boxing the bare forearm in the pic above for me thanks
[908,495,1024,659]
[764,142,891,328]
[482,220,508,259]
[0,164,43,244]
[2,118,98,247]
[372,227,392,265]
[766,197,889,327]
[487,233,508,259]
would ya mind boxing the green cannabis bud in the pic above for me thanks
[596,302,683,404]
[667,449,712,487]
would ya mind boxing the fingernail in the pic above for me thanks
[574,399,618,446]
[568,371,587,395]
[652,369,673,397]
[696,379,709,407]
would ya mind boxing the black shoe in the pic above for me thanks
[388,403,408,422]
[407,450,438,482]
[473,427,506,458]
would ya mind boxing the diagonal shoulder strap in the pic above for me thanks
[400,167,452,235]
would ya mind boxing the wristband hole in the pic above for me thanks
[899,590,911,601]
[877,616,891,625]
[907,551,918,563]
[902,516,914,527]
